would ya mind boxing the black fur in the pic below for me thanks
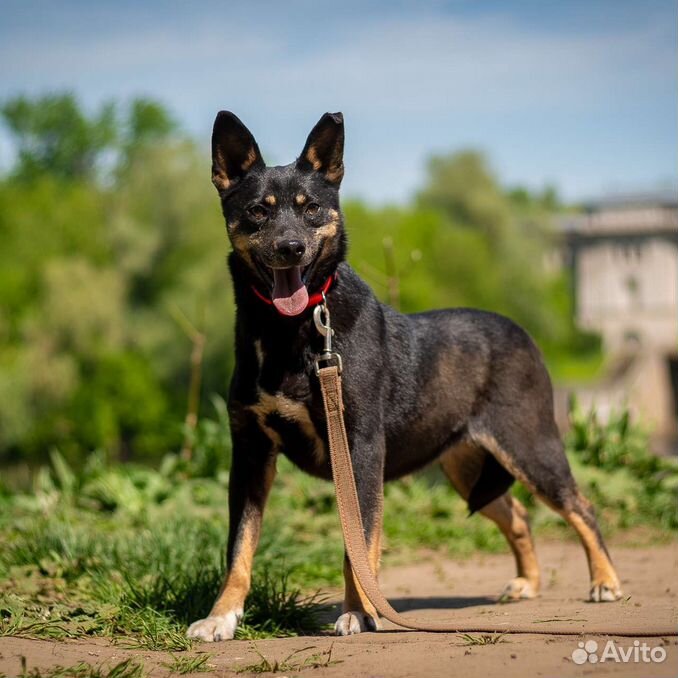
[192,112,619,639]
[212,108,582,524]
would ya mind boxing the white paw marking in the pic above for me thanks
[589,582,622,602]
[334,611,380,636]
[500,576,538,601]
[187,610,241,642]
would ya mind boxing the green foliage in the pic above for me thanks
[176,395,232,478]
[0,408,671,645]
[161,654,212,675]
[566,401,678,529]
[11,657,147,678]
[0,92,597,466]
[1,94,116,182]
[234,645,341,673]
[0,94,232,465]
[0,93,177,184]
[418,150,511,240]
[457,633,506,646]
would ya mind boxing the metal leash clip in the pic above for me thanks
[313,292,343,376]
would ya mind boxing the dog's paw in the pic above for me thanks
[187,611,240,641]
[589,579,622,602]
[499,576,539,602]
[334,610,380,636]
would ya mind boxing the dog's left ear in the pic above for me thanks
[296,112,344,185]
[211,111,265,193]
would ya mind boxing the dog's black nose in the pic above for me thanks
[275,239,306,263]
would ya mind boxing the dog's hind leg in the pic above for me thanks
[470,425,622,603]
[440,443,540,600]
[187,417,277,641]
[335,435,384,636]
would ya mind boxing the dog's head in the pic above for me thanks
[211,111,347,316]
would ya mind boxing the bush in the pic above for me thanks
[566,400,678,530]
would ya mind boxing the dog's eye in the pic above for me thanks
[247,205,268,221]
[304,203,320,217]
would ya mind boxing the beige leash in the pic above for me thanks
[313,300,676,638]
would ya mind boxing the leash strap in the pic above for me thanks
[317,364,676,637]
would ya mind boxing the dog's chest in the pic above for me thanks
[247,340,329,475]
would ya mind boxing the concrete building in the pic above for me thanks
[563,194,678,353]
[560,194,678,453]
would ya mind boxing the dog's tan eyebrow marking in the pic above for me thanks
[264,195,276,206]
[295,194,307,206]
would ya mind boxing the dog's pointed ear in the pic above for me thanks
[211,111,264,193]
[296,112,344,185]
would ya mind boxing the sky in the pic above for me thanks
[1,0,676,204]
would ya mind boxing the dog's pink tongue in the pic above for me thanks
[272,267,309,316]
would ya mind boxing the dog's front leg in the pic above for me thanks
[187,421,276,642]
[335,434,384,636]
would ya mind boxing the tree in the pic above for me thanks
[417,150,510,239]
[0,94,178,183]
[119,98,177,167]
[1,93,116,181]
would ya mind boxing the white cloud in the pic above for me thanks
[0,3,674,202]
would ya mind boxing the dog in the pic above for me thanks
[186,111,622,642]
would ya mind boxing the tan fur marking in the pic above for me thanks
[305,147,342,182]
[314,209,339,238]
[316,221,338,238]
[248,391,325,463]
[241,147,258,172]
[230,232,255,269]
[295,194,307,205]
[212,171,230,191]
[264,195,276,206]
[305,146,323,171]
[458,434,619,595]
[210,456,277,617]
[483,495,540,588]
[343,516,382,617]
[212,149,231,191]
[439,441,483,495]
[564,509,619,588]
[324,164,344,184]
[211,522,256,615]
[440,444,539,591]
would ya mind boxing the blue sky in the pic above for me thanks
[1,0,675,203]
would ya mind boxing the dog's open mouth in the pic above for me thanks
[271,266,308,316]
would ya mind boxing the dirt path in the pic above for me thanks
[1,542,676,677]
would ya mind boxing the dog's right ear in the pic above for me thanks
[211,111,264,193]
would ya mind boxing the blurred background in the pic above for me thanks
[0,0,676,473]
[1,1,677,649]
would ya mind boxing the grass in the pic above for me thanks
[160,654,213,674]
[458,633,506,646]
[235,644,341,673]
[0,404,675,650]
[5,657,146,678]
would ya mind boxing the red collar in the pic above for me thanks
[250,272,336,313]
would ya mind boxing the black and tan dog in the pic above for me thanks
[187,112,622,641]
